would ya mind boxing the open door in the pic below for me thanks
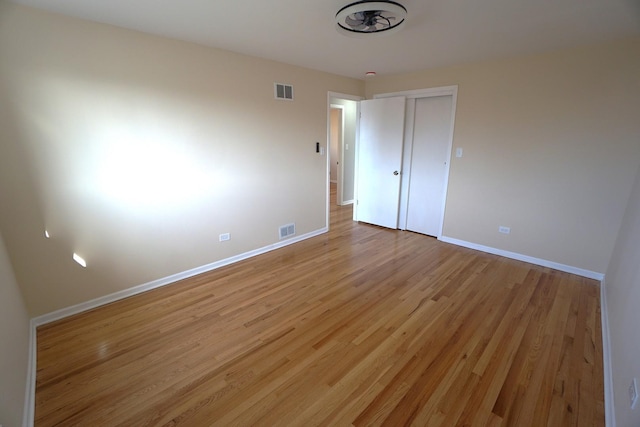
[355,97,405,229]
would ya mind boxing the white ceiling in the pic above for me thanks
[9,0,640,79]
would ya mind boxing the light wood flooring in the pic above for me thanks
[35,184,604,426]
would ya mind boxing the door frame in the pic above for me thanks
[373,85,458,239]
[326,92,363,229]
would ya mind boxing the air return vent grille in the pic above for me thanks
[274,83,294,100]
[279,223,296,239]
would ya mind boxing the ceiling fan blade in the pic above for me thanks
[345,15,365,28]
[375,16,391,28]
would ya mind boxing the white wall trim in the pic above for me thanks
[373,85,459,100]
[22,227,328,426]
[328,91,363,102]
[600,278,616,427]
[32,227,328,327]
[440,236,605,280]
[21,229,608,425]
[23,319,36,427]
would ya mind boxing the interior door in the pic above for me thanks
[406,95,453,236]
[356,97,405,228]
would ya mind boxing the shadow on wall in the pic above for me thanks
[0,3,224,315]
[0,51,107,317]
[0,63,224,316]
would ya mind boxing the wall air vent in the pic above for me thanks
[279,223,296,239]
[274,83,294,100]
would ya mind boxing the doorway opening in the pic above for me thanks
[327,92,362,228]
[330,106,342,186]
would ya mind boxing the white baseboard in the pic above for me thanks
[23,319,36,427]
[440,236,612,425]
[24,226,328,426]
[341,199,354,206]
[23,229,606,426]
[600,279,616,427]
[439,236,605,281]
[32,227,327,327]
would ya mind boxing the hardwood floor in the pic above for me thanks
[35,184,604,426]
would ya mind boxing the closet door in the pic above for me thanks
[405,95,453,237]
[355,97,405,229]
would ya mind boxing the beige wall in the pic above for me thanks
[605,164,640,427]
[0,232,29,427]
[0,3,363,316]
[1,4,638,424]
[365,38,640,274]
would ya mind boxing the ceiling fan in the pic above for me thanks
[335,1,407,36]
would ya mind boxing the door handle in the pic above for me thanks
[393,171,399,176]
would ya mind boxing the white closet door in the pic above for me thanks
[406,95,453,237]
[356,97,405,229]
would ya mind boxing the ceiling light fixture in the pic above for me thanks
[336,1,407,36]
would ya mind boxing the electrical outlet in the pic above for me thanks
[498,226,511,234]
[219,233,230,242]
[630,378,638,409]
